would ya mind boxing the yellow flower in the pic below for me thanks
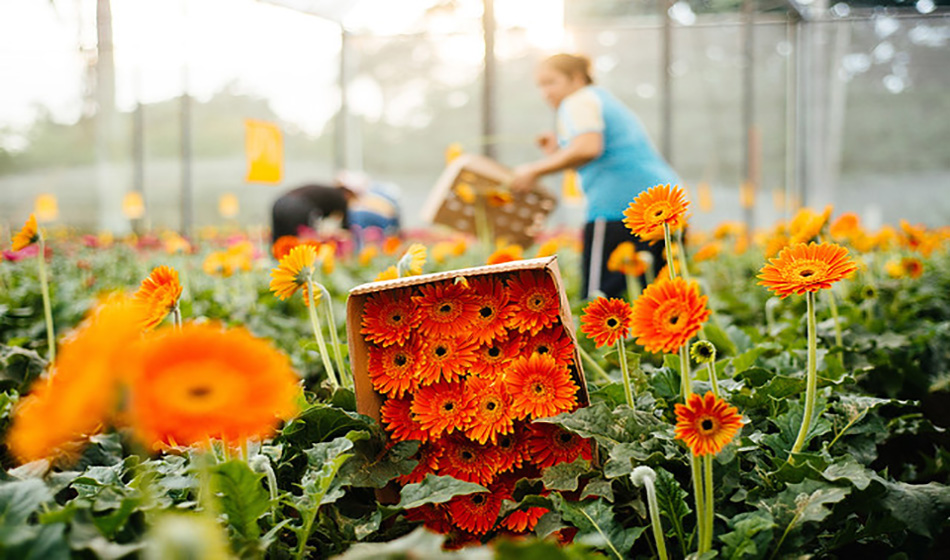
[375,266,399,282]
[11,214,39,252]
[269,245,318,302]
[398,243,427,276]
[534,239,559,258]
[789,206,832,245]
[203,251,233,277]
[358,245,379,267]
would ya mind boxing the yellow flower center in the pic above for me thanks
[646,201,673,223]
[785,260,829,283]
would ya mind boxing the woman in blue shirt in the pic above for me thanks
[511,53,680,299]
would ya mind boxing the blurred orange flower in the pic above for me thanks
[607,241,647,276]
[11,214,39,252]
[133,266,183,331]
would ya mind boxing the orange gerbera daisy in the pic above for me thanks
[133,266,183,331]
[470,335,522,381]
[411,381,476,438]
[465,377,515,444]
[361,288,420,347]
[505,270,559,336]
[580,297,634,348]
[487,244,524,265]
[416,335,479,386]
[526,423,593,468]
[607,241,647,276]
[447,490,503,535]
[397,441,443,485]
[6,297,144,464]
[788,205,833,245]
[269,244,317,303]
[692,242,721,263]
[502,506,549,533]
[494,425,528,473]
[757,242,857,299]
[125,323,300,449]
[674,391,743,456]
[506,354,578,419]
[412,281,480,338]
[829,212,861,242]
[271,235,300,260]
[468,277,514,345]
[521,327,574,367]
[630,277,711,354]
[438,434,501,485]
[380,396,428,443]
[622,184,689,240]
[369,339,423,398]
[11,214,39,251]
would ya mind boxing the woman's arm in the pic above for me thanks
[510,132,603,191]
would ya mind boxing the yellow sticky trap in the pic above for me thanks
[245,119,283,184]
[562,169,582,204]
[35,193,59,222]
[122,191,145,219]
[219,193,239,218]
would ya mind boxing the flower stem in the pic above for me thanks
[37,234,56,365]
[706,361,720,398]
[307,278,339,390]
[317,283,349,389]
[679,344,691,403]
[703,454,715,553]
[690,454,705,554]
[617,337,635,407]
[663,223,676,281]
[644,475,669,560]
[676,228,691,281]
[577,344,613,385]
[172,305,182,330]
[625,273,640,304]
[790,291,818,459]
[826,288,843,347]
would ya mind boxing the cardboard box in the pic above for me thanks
[346,256,589,424]
[422,154,558,248]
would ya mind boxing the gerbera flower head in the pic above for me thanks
[521,327,574,367]
[690,340,717,364]
[502,506,549,533]
[369,339,423,398]
[526,422,593,468]
[133,266,183,331]
[439,434,500,485]
[829,212,861,242]
[607,241,647,276]
[447,490,503,535]
[464,377,515,444]
[630,277,711,354]
[269,244,318,302]
[410,381,476,439]
[622,184,689,240]
[580,297,635,348]
[757,242,857,299]
[404,504,453,534]
[11,214,39,252]
[397,243,427,276]
[506,354,578,420]
[487,244,524,265]
[674,391,743,456]
[361,288,420,347]
[505,270,559,336]
[271,235,300,260]
[380,396,428,443]
[5,296,144,464]
[416,335,479,385]
[494,425,528,472]
[692,242,721,263]
[375,265,399,281]
[902,257,924,279]
[470,335,522,381]
[125,323,300,449]
[788,205,833,245]
[412,281,480,338]
[468,277,514,345]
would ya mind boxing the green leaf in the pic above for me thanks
[0,344,47,393]
[648,367,680,402]
[495,537,606,560]
[0,479,53,546]
[395,475,486,511]
[653,467,692,557]
[703,322,738,357]
[761,400,832,457]
[581,478,615,503]
[822,459,874,491]
[541,459,590,492]
[4,522,70,560]
[338,439,419,489]
[719,511,776,560]
[772,480,850,528]
[331,526,451,559]
[210,460,270,549]
[880,480,950,538]
[554,495,644,559]
[280,405,374,449]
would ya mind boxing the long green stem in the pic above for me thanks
[690,455,705,554]
[617,338,635,407]
[706,361,720,398]
[790,291,818,459]
[37,234,55,364]
[679,344,691,403]
[663,223,676,281]
[703,455,715,553]
[172,305,182,329]
[317,283,349,389]
[644,477,669,560]
[826,288,843,347]
[676,228,691,281]
[577,345,612,384]
[625,273,640,304]
[306,278,339,390]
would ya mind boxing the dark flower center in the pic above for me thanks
[444,402,455,412]
[488,347,501,358]
[670,315,680,325]
[439,303,453,313]
[499,436,512,449]
[537,345,549,354]
[607,318,618,328]
[189,386,212,398]
[799,269,814,278]
[654,209,665,217]
[461,450,473,460]
[480,306,493,318]
[391,313,402,322]
[701,419,714,431]
[435,346,448,357]
[486,401,497,411]
[533,383,545,394]
[394,354,408,367]
[472,494,485,505]
[559,432,574,444]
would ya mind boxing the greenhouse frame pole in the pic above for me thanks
[482,0,497,159]
[335,25,348,172]
[660,0,673,163]
[741,0,756,233]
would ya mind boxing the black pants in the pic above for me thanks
[581,220,666,299]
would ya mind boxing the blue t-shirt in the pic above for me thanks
[557,85,680,222]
